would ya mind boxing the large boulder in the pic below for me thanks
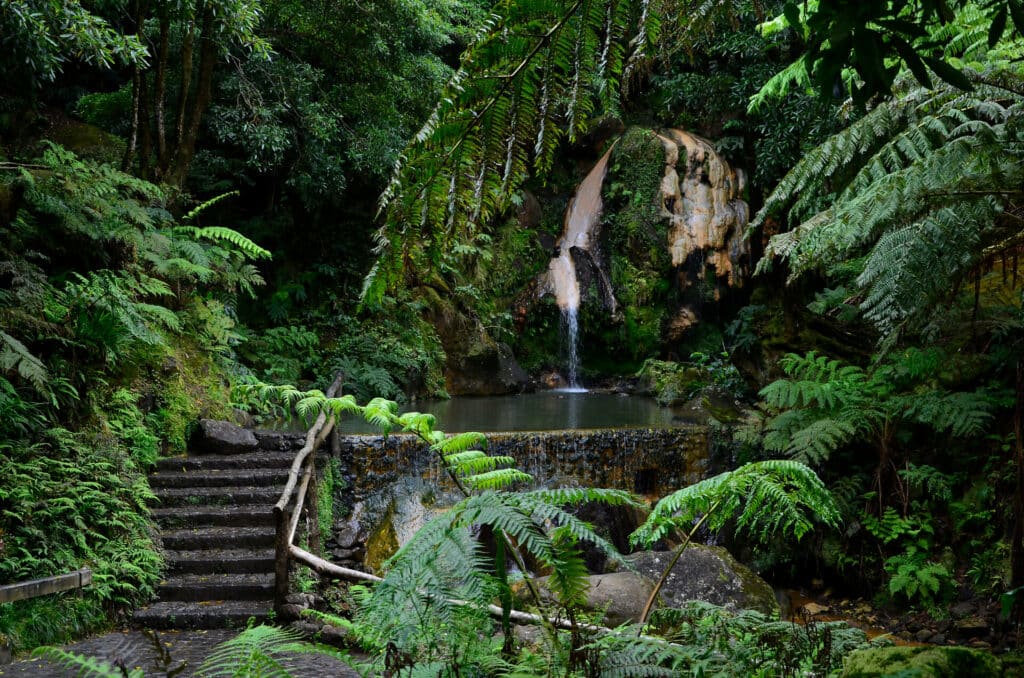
[192,419,258,455]
[515,571,656,626]
[617,546,779,616]
[840,646,1001,678]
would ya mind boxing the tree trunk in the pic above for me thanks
[121,0,144,173]
[173,14,196,153]
[123,66,141,172]
[154,14,170,174]
[138,72,153,180]
[166,8,216,186]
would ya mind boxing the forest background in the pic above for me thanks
[3,0,1024,674]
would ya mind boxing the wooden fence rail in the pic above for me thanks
[0,568,92,604]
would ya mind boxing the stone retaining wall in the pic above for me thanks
[337,425,709,502]
[329,426,711,571]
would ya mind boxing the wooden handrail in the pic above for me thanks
[273,373,343,612]
[0,568,92,604]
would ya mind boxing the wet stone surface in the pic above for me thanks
[0,629,361,677]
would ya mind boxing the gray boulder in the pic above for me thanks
[193,419,258,454]
[515,571,656,626]
[618,546,779,616]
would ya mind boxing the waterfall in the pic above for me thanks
[564,308,581,389]
[546,145,616,389]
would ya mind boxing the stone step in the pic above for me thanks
[156,573,274,602]
[132,599,272,630]
[151,505,275,529]
[252,430,307,452]
[161,526,274,551]
[153,485,281,507]
[155,452,297,472]
[149,468,290,488]
[166,548,276,575]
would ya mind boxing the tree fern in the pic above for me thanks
[755,16,1024,337]
[631,459,840,548]
[354,487,638,669]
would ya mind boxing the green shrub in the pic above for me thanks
[0,428,162,652]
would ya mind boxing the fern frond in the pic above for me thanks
[631,460,840,548]
[32,647,143,678]
[464,468,533,490]
[901,389,993,437]
[181,190,240,222]
[0,330,49,394]
[175,225,271,260]
[196,624,347,677]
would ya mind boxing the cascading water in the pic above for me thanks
[546,145,616,390]
[563,308,581,389]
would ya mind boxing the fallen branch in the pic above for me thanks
[289,544,613,634]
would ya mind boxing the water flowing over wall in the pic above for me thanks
[541,146,617,386]
[341,426,709,501]
[334,427,711,570]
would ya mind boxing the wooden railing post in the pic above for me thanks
[273,506,291,613]
[307,460,321,558]
[271,372,344,613]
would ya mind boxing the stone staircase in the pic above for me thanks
[133,430,304,629]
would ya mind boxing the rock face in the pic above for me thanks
[656,129,749,286]
[618,546,779,616]
[431,307,529,396]
[192,419,258,455]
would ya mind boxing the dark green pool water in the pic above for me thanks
[337,391,675,434]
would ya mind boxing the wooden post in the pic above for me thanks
[308,458,322,558]
[273,506,291,613]
[330,426,341,458]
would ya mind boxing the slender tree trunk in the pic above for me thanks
[154,14,170,175]
[122,0,144,172]
[123,66,141,172]
[139,72,153,180]
[166,8,216,186]
[174,14,197,152]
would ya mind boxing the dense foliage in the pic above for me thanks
[5,0,1024,672]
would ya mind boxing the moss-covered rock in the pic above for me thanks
[364,502,400,575]
[147,340,233,455]
[840,646,1001,678]
[47,119,125,166]
[616,546,780,616]
[636,359,705,406]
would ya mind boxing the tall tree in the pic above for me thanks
[119,0,270,184]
